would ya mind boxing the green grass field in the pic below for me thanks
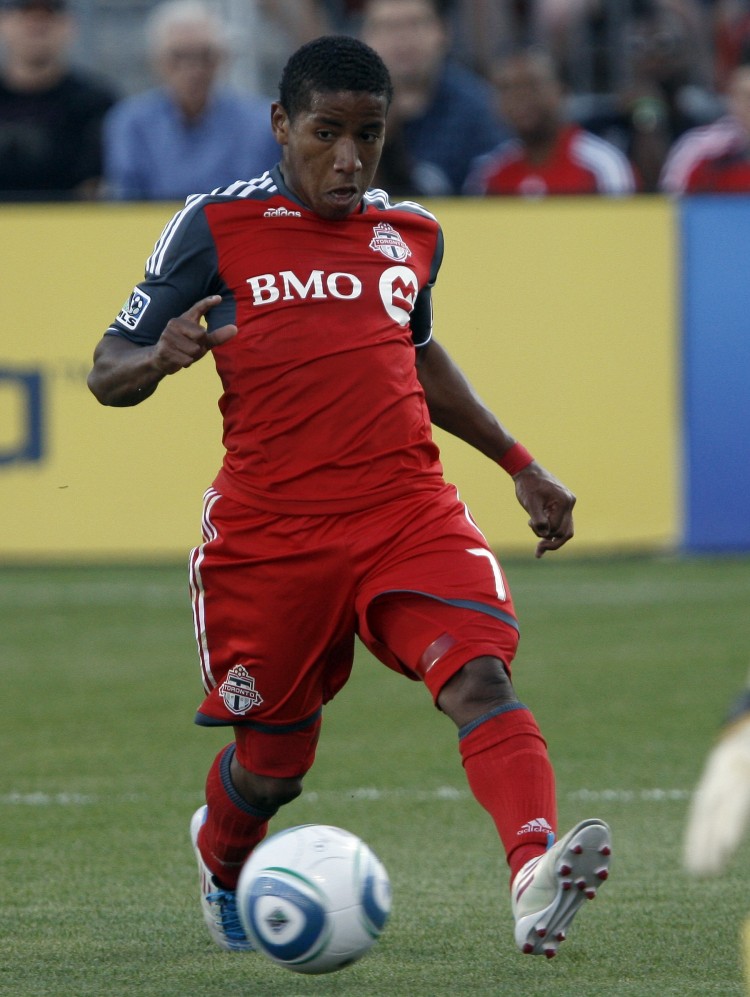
[2,554,750,997]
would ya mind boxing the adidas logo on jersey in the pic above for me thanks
[263,206,302,217]
[517,817,554,836]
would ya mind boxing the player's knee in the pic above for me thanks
[437,655,517,728]
[231,760,304,812]
[255,775,304,811]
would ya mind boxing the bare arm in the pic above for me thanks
[416,338,576,557]
[87,295,237,407]
[416,337,515,460]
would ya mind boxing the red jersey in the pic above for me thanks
[464,123,636,196]
[684,157,750,192]
[659,116,750,193]
[108,167,445,513]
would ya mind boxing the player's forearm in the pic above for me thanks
[87,336,164,407]
[430,395,517,461]
[416,339,518,462]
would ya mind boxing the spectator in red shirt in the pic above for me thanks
[659,63,750,194]
[464,49,637,197]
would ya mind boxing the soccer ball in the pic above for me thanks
[236,823,391,975]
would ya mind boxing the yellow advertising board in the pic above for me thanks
[0,198,678,561]
[431,196,679,555]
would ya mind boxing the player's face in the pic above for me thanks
[272,90,388,221]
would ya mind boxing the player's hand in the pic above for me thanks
[684,706,750,877]
[512,462,576,558]
[153,295,238,375]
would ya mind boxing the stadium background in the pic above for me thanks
[0,195,743,560]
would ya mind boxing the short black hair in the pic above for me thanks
[278,35,394,119]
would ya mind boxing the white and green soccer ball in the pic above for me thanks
[236,823,391,975]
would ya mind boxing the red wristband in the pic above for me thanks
[498,442,534,476]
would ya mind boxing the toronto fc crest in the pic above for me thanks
[220,664,264,716]
[369,222,412,262]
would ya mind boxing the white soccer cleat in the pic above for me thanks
[190,805,253,952]
[511,818,611,958]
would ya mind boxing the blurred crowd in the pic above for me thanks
[2,0,750,201]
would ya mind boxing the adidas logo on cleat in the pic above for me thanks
[517,817,554,836]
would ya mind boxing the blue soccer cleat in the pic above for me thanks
[190,805,253,952]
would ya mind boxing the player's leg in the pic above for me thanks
[354,488,557,883]
[197,722,320,891]
[438,653,557,876]
[356,487,609,957]
[366,595,556,884]
[366,595,610,958]
[187,490,356,948]
[435,649,611,957]
[190,720,322,953]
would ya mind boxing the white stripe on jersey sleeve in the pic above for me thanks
[571,131,636,194]
[146,193,207,276]
[146,173,278,276]
[219,172,276,198]
[364,187,438,222]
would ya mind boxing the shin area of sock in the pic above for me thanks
[199,744,277,889]
[459,706,557,883]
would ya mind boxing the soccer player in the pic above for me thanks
[87,35,611,959]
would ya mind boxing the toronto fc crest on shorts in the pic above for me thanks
[219,664,264,716]
[369,222,412,262]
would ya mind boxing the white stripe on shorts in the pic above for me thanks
[189,487,222,693]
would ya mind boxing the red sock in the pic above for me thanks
[197,743,276,889]
[459,704,557,885]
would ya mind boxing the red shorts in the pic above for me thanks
[189,484,519,776]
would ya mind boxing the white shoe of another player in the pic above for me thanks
[190,805,253,952]
[511,818,611,958]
